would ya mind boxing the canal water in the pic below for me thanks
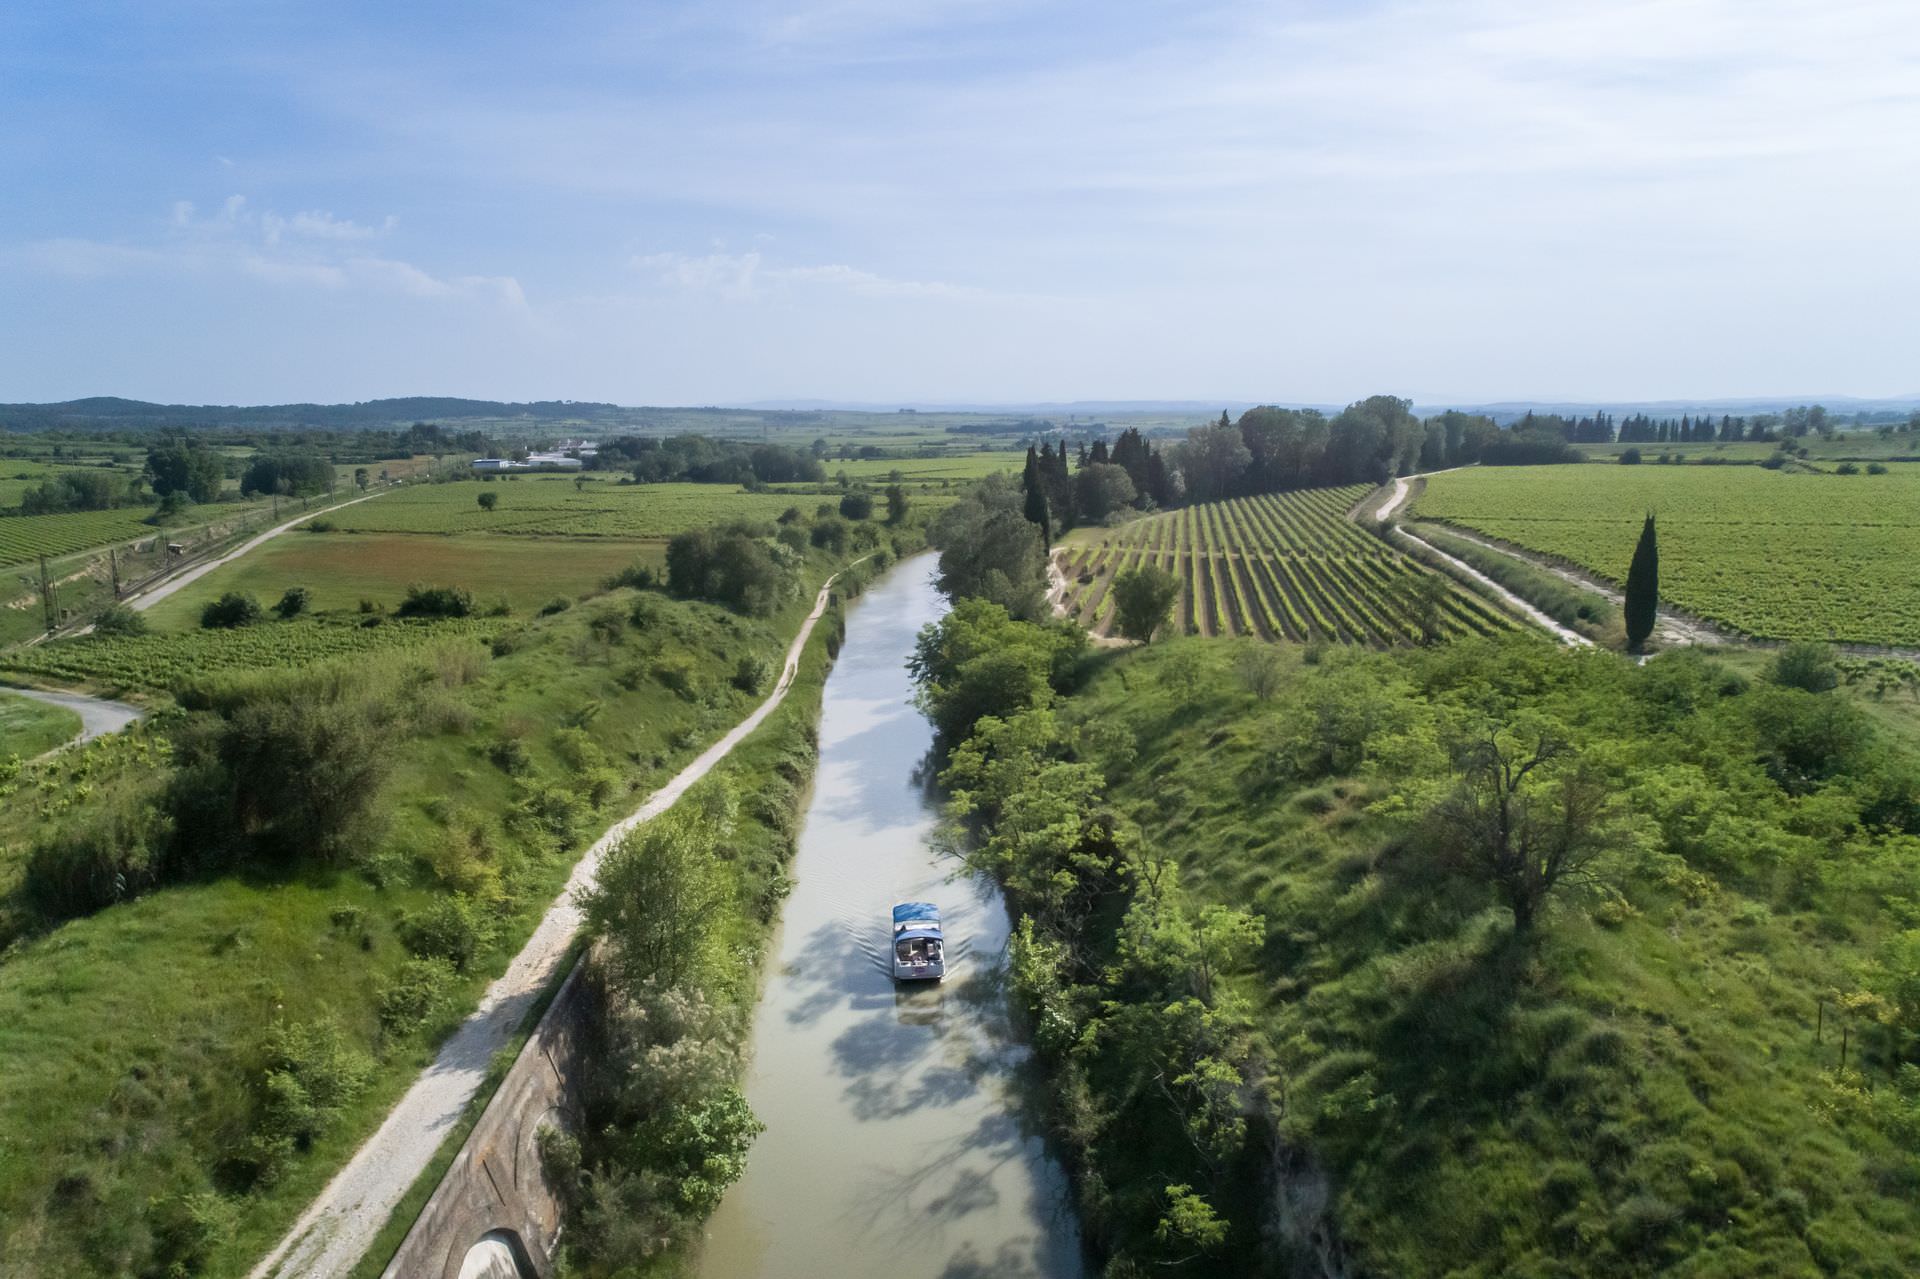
[698,557,1084,1279]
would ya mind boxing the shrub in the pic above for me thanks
[603,563,656,591]
[477,491,498,512]
[653,653,699,699]
[1769,641,1839,693]
[810,516,851,553]
[398,584,475,618]
[93,602,149,636]
[489,737,533,775]
[274,586,313,619]
[1835,461,1861,475]
[732,654,774,695]
[246,1019,374,1185]
[839,491,874,520]
[1868,461,1890,475]
[22,794,169,921]
[377,956,459,1034]
[305,517,336,532]
[399,895,495,970]
[201,592,263,629]
[540,597,572,616]
[1618,448,1642,465]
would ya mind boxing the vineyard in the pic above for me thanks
[0,617,497,693]
[1057,485,1516,643]
[1414,463,1920,645]
[0,508,161,568]
[326,479,815,537]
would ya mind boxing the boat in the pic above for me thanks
[891,902,946,982]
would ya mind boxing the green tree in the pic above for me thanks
[353,467,369,491]
[884,484,910,525]
[273,586,312,619]
[1769,641,1839,692]
[477,490,499,512]
[1023,481,1052,548]
[201,592,262,629]
[1424,725,1615,934]
[578,805,728,990]
[1624,511,1658,651]
[1073,463,1137,522]
[839,490,874,520]
[1111,565,1179,644]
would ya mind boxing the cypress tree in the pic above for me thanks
[1624,511,1659,651]
[1024,483,1052,547]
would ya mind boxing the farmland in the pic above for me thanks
[1414,463,1920,645]
[0,507,163,568]
[1057,485,1516,643]
[138,533,663,631]
[326,478,808,537]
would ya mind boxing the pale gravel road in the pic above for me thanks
[249,561,862,1279]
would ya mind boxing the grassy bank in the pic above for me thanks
[933,622,1920,1274]
[0,691,82,759]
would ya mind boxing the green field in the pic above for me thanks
[0,691,82,758]
[139,533,663,631]
[1057,487,1515,643]
[1415,463,1920,645]
[827,452,1018,484]
[326,478,807,537]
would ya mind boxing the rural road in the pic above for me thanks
[4,685,144,757]
[249,559,865,1279]
[120,486,390,613]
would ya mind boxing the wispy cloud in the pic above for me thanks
[27,196,520,305]
[630,249,987,302]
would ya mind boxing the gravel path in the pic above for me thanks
[4,685,144,759]
[249,562,861,1279]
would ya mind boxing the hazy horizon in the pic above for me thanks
[6,1,1917,406]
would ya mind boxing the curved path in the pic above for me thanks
[121,487,390,614]
[250,561,864,1279]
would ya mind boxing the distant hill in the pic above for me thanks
[0,396,641,432]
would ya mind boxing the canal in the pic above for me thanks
[698,556,1084,1279]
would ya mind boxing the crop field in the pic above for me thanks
[0,616,498,693]
[1058,486,1516,643]
[1414,463,1920,644]
[139,532,663,630]
[828,453,1018,484]
[326,478,807,537]
[0,508,163,568]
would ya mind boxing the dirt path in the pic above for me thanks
[3,685,144,759]
[249,562,863,1279]
[1048,549,1127,648]
[1377,475,1592,648]
[120,487,391,614]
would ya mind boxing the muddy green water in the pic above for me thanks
[698,558,1084,1279]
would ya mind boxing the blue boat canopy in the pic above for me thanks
[893,902,941,926]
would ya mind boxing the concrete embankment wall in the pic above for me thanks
[380,963,589,1279]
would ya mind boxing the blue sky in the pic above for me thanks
[3,0,1916,406]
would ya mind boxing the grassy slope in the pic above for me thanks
[1407,521,1620,643]
[0,691,82,758]
[0,557,850,1278]
[1062,637,1920,1277]
[138,531,665,629]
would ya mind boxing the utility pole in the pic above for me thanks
[109,546,121,597]
[38,555,56,633]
